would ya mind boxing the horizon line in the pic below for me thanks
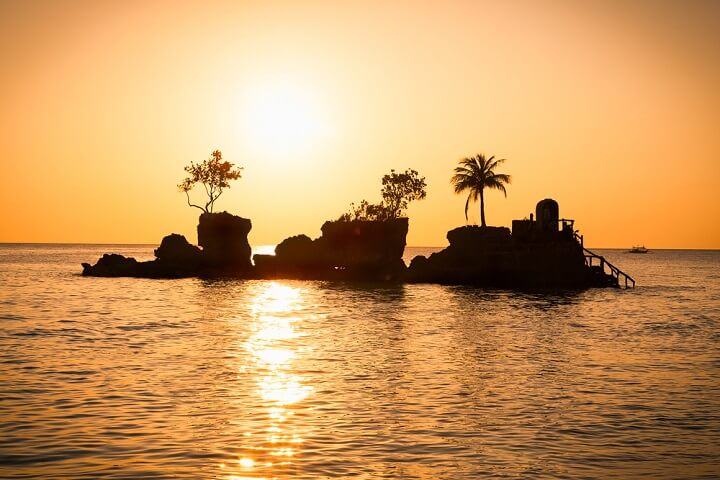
[0,242,718,252]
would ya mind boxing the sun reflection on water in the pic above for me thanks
[226,282,313,479]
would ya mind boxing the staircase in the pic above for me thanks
[573,232,635,288]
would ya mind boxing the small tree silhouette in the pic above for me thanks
[178,150,243,213]
[340,168,427,221]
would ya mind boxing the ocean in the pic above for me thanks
[1,244,719,479]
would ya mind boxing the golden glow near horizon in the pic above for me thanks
[1,1,719,248]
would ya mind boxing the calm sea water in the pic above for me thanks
[1,244,719,479]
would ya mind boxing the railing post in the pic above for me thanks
[581,243,635,288]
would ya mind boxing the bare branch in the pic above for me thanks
[185,190,207,213]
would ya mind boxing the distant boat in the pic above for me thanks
[628,245,649,254]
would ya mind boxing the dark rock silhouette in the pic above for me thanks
[254,218,408,281]
[406,200,621,288]
[155,233,203,267]
[446,225,511,249]
[82,254,152,277]
[82,234,202,278]
[82,212,252,278]
[318,218,407,269]
[273,234,317,267]
[198,212,252,270]
[406,226,590,287]
[82,201,632,287]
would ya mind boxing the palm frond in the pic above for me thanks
[452,166,475,177]
[485,156,507,173]
[460,157,481,172]
[496,183,509,197]
[485,178,508,197]
[490,173,511,184]
[452,175,483,194]
[452,153,510,222]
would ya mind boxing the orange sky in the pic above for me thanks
[1,0,718,248]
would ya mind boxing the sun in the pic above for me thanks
[241,80,329,154]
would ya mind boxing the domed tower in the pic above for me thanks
[536,199,559,232]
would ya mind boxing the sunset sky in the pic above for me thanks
[1,0,718,248]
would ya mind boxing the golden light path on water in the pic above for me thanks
[223,282,313,480]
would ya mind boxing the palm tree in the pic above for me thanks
[451,154,511,227]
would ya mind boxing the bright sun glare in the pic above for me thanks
[242,81,329,154]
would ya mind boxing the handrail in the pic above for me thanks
[571,229,634,288]
[581,247,635,288]
[546,222,634,288]
[573,231,584,248]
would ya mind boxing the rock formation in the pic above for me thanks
[82,201,629,287]
[154,233,203,269]
[254,218,408,281]
[81,254,152,278]
[406,200,614,288]
[197,212,252,270]
[82,234,201,278]
[82,212,252,278]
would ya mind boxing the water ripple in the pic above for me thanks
[0,246,719,479]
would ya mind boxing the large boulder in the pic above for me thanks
[152,233,203,275]
[316,218,408,270]
[154,234,202,266]
[274,234,317,266]
[446,225,511,250]
[197,212,252,270]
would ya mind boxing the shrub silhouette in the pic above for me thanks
[340,168,427,221]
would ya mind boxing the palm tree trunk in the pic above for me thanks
[480,188,486,227]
